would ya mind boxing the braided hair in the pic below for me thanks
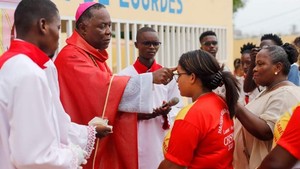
[281,43,299,64]
[261,33,283,46]
[240,43,257,54]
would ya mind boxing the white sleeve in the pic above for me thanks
[68,123,96,159]
[68,123,88,149]
[118,73,153,113]
[9,72,79,169]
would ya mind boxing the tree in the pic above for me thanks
[233,0,245,13]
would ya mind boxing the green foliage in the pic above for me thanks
[233,0,245,13]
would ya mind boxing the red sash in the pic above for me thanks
[55,31,137,169]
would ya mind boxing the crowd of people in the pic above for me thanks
[1,0,300,169]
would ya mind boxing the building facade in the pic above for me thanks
[0,0,233,72]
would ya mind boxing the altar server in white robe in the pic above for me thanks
[0,0,112,168]
[119,27,183,169]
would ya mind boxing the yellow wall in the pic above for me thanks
[53,0,234,68]
[233,35,299,66]
[106,1,232,26]
[0,8,14,54]
[54,0,232,26]
[0,0,233,67]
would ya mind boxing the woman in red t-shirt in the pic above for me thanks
[158,49,240,169]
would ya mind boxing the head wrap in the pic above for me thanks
[75,2,97,21]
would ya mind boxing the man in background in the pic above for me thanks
[199,30,218,57]
[199,30,228,96]
[119,27,183,169]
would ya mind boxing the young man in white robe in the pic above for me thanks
[0,0,112,168]
[119,27,183,169]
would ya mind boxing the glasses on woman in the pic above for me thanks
[173,72,189,82]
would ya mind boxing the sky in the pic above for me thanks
[234,0,300,36]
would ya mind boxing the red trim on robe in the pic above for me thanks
[133,58,162,74]
[0,40,49,69]
[55,31,138,169]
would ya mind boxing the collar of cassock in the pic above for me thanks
[0,39,49,69]
[133,58,162,74]
[66,30,109,62]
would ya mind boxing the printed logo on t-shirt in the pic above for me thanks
[273,109,292,146]
[218,109,227,134]
[224,133,234,150]
[218,108,234,151]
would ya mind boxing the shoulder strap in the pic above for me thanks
[93,74,115,169]
[101,74,115,118]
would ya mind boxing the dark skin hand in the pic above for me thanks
[244,48,260,93]
[138,102,171,120]
[235,102,273,140]
[153,107,171,116]
[95,124,112,138]
[258,145,298,169]
[152,67,177,85]
[158,159,185,169]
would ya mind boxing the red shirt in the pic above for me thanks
[277,106,300,160]
[163,93,234,169]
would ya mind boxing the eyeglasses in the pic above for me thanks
[173,72,189,82]
[140,41,161,47]
[202,41,218,46]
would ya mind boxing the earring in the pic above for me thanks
[275,72,278,75]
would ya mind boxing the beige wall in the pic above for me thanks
[54,0,232,26]
[233,35,299,67]
[0,0,233,68]
[53,0,234,68]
